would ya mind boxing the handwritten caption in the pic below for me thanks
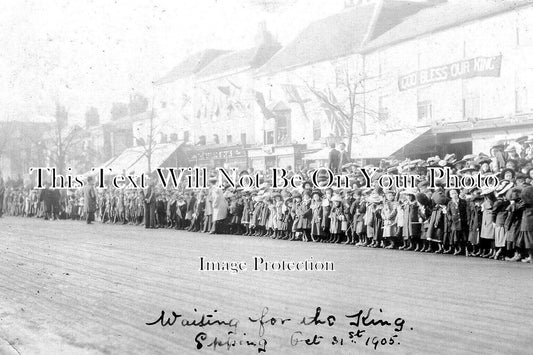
[146,306,413,352]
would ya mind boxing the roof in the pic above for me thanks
[258,4,377,75]
[154,49,228,85]
[351,126,431,159]
[101,143,184,175]
[364,0,533,52]
[257,1,431,76]
[197,41,281,79]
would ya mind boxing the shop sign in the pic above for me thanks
[398,55,502,91]
[192,148,245,160]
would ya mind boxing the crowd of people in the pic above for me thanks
[2,137,533,264]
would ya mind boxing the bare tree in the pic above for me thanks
[298,63,385,156]
[41,103,85,175]
[133,97,159,174]
[0,120,16,162]
[247,0,297,13]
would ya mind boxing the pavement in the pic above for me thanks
[0,216,532,354]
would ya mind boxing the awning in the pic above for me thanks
[127,143,183,175]
[302,147,331,161]
[105,147,145,175]
[351,127,431,159]
[85,142,184,176]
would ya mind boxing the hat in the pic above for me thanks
[387,167,399,174]
[311,189,323,198]
[475,153,491,165]
[431,190,447,205]
[491,140,506,149]
[417,180,430,190]
[331,194,342,202]
[520,186,533,204]
[366,193,382,204]
[416,193,430,206]
[506,187,521,201]
[459,167,478,174]
[443,153,457,163]
[342,162,359,169]
[499,168,516,180]
[400,188,418,196]
[524,135,533,144]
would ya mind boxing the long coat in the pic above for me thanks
[295,200,312,230]
[447,199,468,231]
[480,200,495,240]
[427,205,446,242]
[211,189,228,221]
[381,201,397,238]
[402,202,421,238]
[83,184,97,213]
[311,201,323,236]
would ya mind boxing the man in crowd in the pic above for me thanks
[0,176,4,217]
[328,143,341,173]
[339,142,351,169]
[84,176,97,224]
[144,178,156,228]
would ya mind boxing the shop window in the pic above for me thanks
[264,130,274,145]
[313,120,321,141]
[462,83,480,120]
[515,69,533,113]
[417,101,433,121]
[516,87,528,113]
[517,19,533,47]
[378,96,390,121]
[463,96,480,120]
[183,131,190,143]
[276,114,289,144]
[417,87,432,122]
[274,110,291,145]
[241,133,247,145]
[226,135,232,144]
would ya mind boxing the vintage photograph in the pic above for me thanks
[1,0,532,354]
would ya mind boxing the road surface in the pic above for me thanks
[0,216,532,354]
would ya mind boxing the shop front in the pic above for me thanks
[188,144,248,169]
[247,144,306,171]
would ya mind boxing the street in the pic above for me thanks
[0,216,532,354]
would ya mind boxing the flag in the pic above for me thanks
[254,91,275,119]
[282,84,310,105]
[218,86,230,96]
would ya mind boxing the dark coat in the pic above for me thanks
[83,185,97,213]
[492,199,510,226]
[39,188,54,211]
[519,203,533,232]
[339,150,350,168]
[328,148,341,172]
[447,199,468,231]
[311,201,323,236]
[402,202,421,238]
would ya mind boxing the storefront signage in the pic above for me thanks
[398,55,502,91]
[191,148,245,160]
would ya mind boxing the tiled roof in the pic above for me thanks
[257,3,378,75]
[154,49,228,85]
[364,0,533,52]
[197,42,281,79]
